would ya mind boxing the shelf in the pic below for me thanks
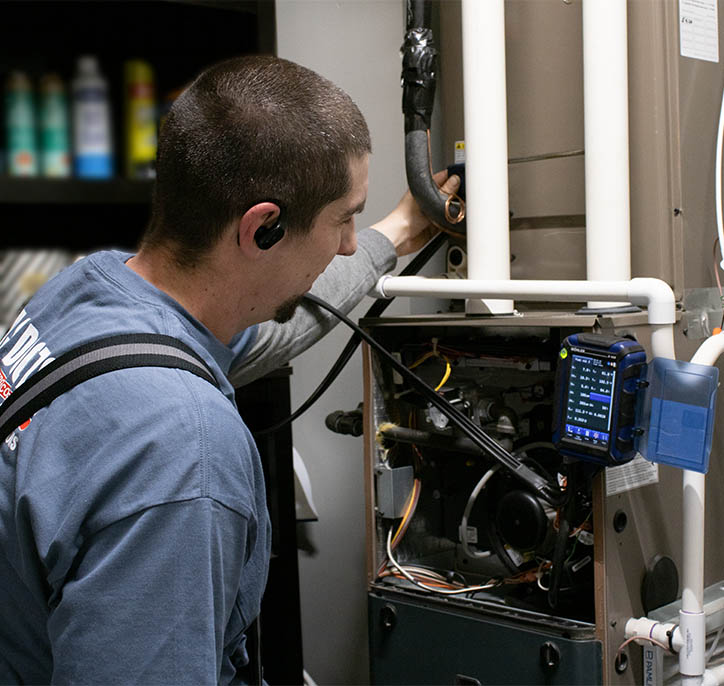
[0,178,154,205]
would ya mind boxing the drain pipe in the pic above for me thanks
[673,335,723,685]
[582,0,632,307]
[678,334,724,685]
[461,0,513,315]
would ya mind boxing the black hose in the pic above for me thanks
[406,0,431,30]
[402,0,466,236]
[302,293,564,507]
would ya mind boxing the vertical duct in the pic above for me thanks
[583,0,632,307]
[461,0,513,315]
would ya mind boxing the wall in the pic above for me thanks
[275,2,408,683]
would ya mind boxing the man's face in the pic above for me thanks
[271,154,369,323]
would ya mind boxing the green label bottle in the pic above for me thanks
[5,71,38,176]
[39,73,70,177]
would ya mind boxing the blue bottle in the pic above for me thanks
[72,56,113,178]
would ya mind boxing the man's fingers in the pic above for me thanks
[440,173,461,193]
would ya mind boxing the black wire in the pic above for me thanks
[253,233,447,436]
[300,292,565,507]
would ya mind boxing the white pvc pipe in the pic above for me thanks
[461,0,513,315]
[583,0,632,307]
[624,617,682,651]
[374,276,675,325]
[678,334,724,682]
[692,330,724,367]
[650,324,677,360]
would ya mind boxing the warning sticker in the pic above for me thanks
[454,140,466,164]
[605,454,659,496]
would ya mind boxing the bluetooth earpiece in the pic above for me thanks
[253,202,286,250]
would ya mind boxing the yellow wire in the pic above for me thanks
[409,349,452,392]
[434,358,451,391]
[409,350,435,369]
[391,478,419,547]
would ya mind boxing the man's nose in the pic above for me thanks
[337,223,357,256]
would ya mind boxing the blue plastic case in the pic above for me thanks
[635,358,719,474]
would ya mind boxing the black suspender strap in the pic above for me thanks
[0,334,220,443]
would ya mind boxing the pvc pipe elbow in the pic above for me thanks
[628,278,676,324]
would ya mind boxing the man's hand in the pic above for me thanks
[370,170,461,257]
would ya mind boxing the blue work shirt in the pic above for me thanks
[0,251,271,684]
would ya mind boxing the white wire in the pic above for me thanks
[716,83,724,268]
[385,528,496,595]
[460,465,499,559]
[707,627,724,661]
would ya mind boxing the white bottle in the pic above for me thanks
[72,56,113,178]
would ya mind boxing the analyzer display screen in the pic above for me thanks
[563,353,616,448]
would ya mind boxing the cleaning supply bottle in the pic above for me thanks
[124,59,157,179]
[39,73,70,177]
[5,71,38,176]
[71,56,113,178]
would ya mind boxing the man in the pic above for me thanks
[0,55,457,683]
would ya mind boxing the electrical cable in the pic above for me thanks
[616,635,672,659]
[409,345,452,391]
[300,293,565,506]
[708,627,724,661]
[716,83,724,269]
[391,478,421,548]
[713,239,724,332]
[385,528,497,595]
[253,232,447,436]
[460,465,499,559]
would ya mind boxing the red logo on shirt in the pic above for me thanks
[0,369,12,401]
[0,370,30,431]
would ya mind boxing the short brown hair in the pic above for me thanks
[142,55,371,266]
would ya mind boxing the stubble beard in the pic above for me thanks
[273,294,306,324]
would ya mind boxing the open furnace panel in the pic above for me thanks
[364,317,605,685]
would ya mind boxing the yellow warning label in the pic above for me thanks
[454,140,465,164]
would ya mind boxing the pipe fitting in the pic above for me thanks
[624,616,681,652]
[679,610,707,677]
[371,274,393,300]
[627,278,677,325]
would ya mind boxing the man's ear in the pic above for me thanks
[237,202,284,256]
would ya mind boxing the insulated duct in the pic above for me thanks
[402,0,465,237]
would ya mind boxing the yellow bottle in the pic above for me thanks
[124,60,157,179]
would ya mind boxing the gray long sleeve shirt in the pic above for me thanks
[228,227,397,386]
